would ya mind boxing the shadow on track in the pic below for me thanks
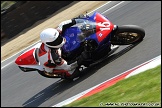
[22,42,141,107]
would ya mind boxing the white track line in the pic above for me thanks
[125,55,161,78]
[1,40,40,63]
[102,1,125,14]
[87,1,111,14]
[1,1,113,63]
[1,60,14,70]
[1,1,125,64]
[53,55,161,107]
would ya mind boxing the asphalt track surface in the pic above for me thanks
[1,1,161,107]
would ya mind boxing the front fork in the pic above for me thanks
[112,25,118,35]
[111,25,121,45]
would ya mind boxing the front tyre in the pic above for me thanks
[111,25,145,45]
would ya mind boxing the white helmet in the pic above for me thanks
[40,28,66,48]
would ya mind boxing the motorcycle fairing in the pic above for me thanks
[95,12,114,42]
[15,48,38,65]
[62,12,114,53]
[15,43,42,66]
[62,27,81,52]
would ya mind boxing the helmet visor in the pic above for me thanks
[46,35,63,47]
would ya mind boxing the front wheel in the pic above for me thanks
[111,25,145,45]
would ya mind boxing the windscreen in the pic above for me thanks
[73,19,96,42]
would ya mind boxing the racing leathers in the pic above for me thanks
[38,19,78,78]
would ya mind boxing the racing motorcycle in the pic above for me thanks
[15,12,145,80]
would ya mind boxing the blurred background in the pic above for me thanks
[1,1,74,44]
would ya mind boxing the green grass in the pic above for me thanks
[65,65,161,107]
[1,1,16,10]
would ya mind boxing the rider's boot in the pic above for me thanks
[66,50,91,80]
[65,67,80,80]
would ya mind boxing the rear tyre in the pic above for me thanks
[111,25,145,45]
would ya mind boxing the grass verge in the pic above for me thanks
[65,65,161,107]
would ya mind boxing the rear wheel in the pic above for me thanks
[111,25,145,45]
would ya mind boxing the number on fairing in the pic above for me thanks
[99,22,111,31]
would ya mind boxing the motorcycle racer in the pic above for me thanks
[39,18,81,79]
[15,12,145,80]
